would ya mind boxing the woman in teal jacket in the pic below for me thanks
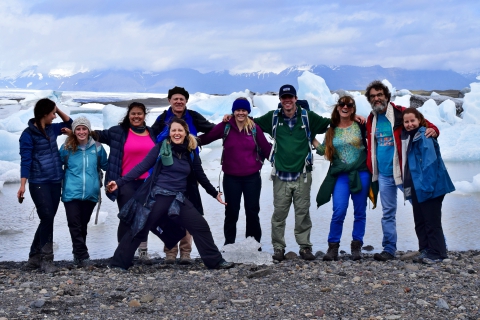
[60,117,108,266]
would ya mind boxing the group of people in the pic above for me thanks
[17,80,455,273]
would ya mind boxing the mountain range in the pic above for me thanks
[0,65,478,94]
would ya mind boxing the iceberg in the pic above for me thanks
[220,237,273,265]
[297,71,336,113]
[453,174,480,194]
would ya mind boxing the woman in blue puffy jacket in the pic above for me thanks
[60,117,108,267]
[18,98,72,273]
[401,108,455,264]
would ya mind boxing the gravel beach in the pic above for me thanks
[0,250,479,319]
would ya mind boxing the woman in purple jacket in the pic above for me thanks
[198,98,271,246]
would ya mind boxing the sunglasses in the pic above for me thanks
[338,102,354,108]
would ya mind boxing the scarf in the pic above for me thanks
[130,123,146,134]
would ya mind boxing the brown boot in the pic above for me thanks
[351,240,362,261]
[179,253,194,265]
[323,243,340,261]
[165,254,176,264]
[25,254,42,269]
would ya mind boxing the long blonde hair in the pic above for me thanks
[233,97,255,134]
[168,118,197,151]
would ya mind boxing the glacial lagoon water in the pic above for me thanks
[1,159,479,262]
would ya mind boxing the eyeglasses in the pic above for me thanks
[369,92,385,100]
[338,102,354,108]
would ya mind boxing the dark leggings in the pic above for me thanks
[223,172,262,245]
[116,179,144,242]
[64,200,97,260]
[111,195,223,269]
[28,182,62,256]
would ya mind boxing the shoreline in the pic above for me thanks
[1,250,479,319]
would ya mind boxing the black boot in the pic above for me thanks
[323,243,340,261]
[351,240,362,261]
[25,254,42,269]
[40,243,58,273]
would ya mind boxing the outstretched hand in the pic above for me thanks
[216,192,227,206]
[106,181,118,193]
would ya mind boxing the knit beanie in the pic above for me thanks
[72,116,92,132]
[231,99,251,114]
[168,86,189,101]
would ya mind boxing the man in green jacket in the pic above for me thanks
[254,85,330,261]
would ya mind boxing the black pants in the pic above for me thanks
[64,200,97,260]
[116,179,144,243]
[111,195,223,269]
[28,182,61,257]
[223,172,262,245]
[411,187,447,259]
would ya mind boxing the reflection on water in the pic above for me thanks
[1,161,479,262]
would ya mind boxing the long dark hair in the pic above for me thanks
[34,98,56,138]
[324,96,357,161]
[119,102,147,131]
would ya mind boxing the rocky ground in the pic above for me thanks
[0,250,479,320]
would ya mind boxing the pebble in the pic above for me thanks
[30,299,45,308]
[437,298,450,310]
[128,299,141,307]
[140,294,154,303]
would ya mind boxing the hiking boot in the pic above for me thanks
[138,248,152,265]
[25,254,42,269]
[215,259,235,269]
[74,257,94,267]
[179,253,194,265]
[165,254,176,265]
[323,243,340,261]
[413,249,429,263]
[373,251,395,262]
[40,255,58,273]
[272,248,285,262]
[299,247,316,261]
[351,240,362,261]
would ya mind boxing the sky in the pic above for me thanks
[0,0,479,77]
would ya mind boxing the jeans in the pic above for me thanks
[271,172,312,250]
[28,182,62,257]
[328,171,370,243]
[223,172,262,245]
[378,173,404,256]
[64,200,97,260]
[111,195,223,269]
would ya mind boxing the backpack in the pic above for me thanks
[63,142,104,223]
[268,106,313,182]
[221,123,265,165]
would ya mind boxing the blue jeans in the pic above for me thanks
[328,171,370,243]
[378,173,404,256]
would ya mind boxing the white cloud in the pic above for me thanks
[0,0,478,76]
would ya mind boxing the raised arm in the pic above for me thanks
[197,122,225,146]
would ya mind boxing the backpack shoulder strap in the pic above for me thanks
[268,109,280,166]
[220,123,231,165]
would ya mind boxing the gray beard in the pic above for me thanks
[371,100,388,113]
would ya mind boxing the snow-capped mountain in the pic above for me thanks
[0,65,473,94]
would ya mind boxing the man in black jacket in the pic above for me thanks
[151,86,215,265]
